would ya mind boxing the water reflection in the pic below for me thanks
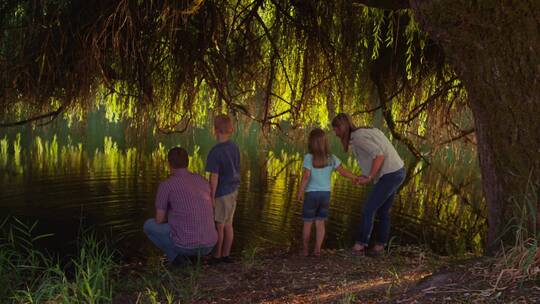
[0,119,485,258]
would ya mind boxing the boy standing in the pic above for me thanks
[206,114,241,263]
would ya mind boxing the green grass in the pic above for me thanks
[484,182,539,290]
[71,234,115,302]
[117,256,206,303]
[0,217,116,303]
[338,293,357,304]
[241,245,260,269]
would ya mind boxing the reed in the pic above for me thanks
[0,217,116,303]
[490,183,539,288]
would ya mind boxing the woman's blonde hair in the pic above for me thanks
[331,113,356,152]
[308,128,331,168]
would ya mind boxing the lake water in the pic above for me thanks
[0,110,486,260]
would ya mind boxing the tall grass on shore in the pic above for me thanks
[491,184,539,288]
[0,217,116,303]
[442,183,540,302]
[443,185,540,301]
[119,257,205,303]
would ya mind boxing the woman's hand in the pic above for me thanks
[354,175,372,185]
[297,191,303,201]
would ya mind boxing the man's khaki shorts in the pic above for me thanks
[214,190,238,224]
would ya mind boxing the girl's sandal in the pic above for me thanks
[313,250,321,258]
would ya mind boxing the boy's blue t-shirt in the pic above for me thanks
[303,154,341,192]
[205,140,241,198]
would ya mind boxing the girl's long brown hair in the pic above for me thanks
[308,128,331,168]
[331,113,356,152]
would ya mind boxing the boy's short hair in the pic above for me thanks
[214,114,233,134]
[168,147,189,169]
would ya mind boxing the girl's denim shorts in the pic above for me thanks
[302,191,331,221]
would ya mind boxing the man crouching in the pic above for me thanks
[144,147,217,266]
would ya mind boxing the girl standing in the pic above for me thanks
[297,128,358,257]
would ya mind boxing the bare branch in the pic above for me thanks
[437,128,475,146]
[156,115,192,134]
[351,0,410,10]
[266,109,291,120]
[351,105,382,115]
[0,104,67,128]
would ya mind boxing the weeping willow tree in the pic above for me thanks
[407,0,539,253]
[0,0,537,251]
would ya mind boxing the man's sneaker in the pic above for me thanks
[220,256,234,263]
[172,255,191,267]
[187,255,201,265]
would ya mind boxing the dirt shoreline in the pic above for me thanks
[115,246,539,303]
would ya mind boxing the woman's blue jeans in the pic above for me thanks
[356,167,406,246]
[143,219,214,262]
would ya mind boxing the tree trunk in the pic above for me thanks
[411,0,540,252]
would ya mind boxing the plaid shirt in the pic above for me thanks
[155,169,217,248]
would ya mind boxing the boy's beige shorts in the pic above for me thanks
[214,190,238,224]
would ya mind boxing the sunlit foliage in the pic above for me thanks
[1,1,467,139]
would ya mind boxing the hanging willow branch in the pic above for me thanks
[396,77,460,124]
[375,73,429,164]
[0,0,466,141]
